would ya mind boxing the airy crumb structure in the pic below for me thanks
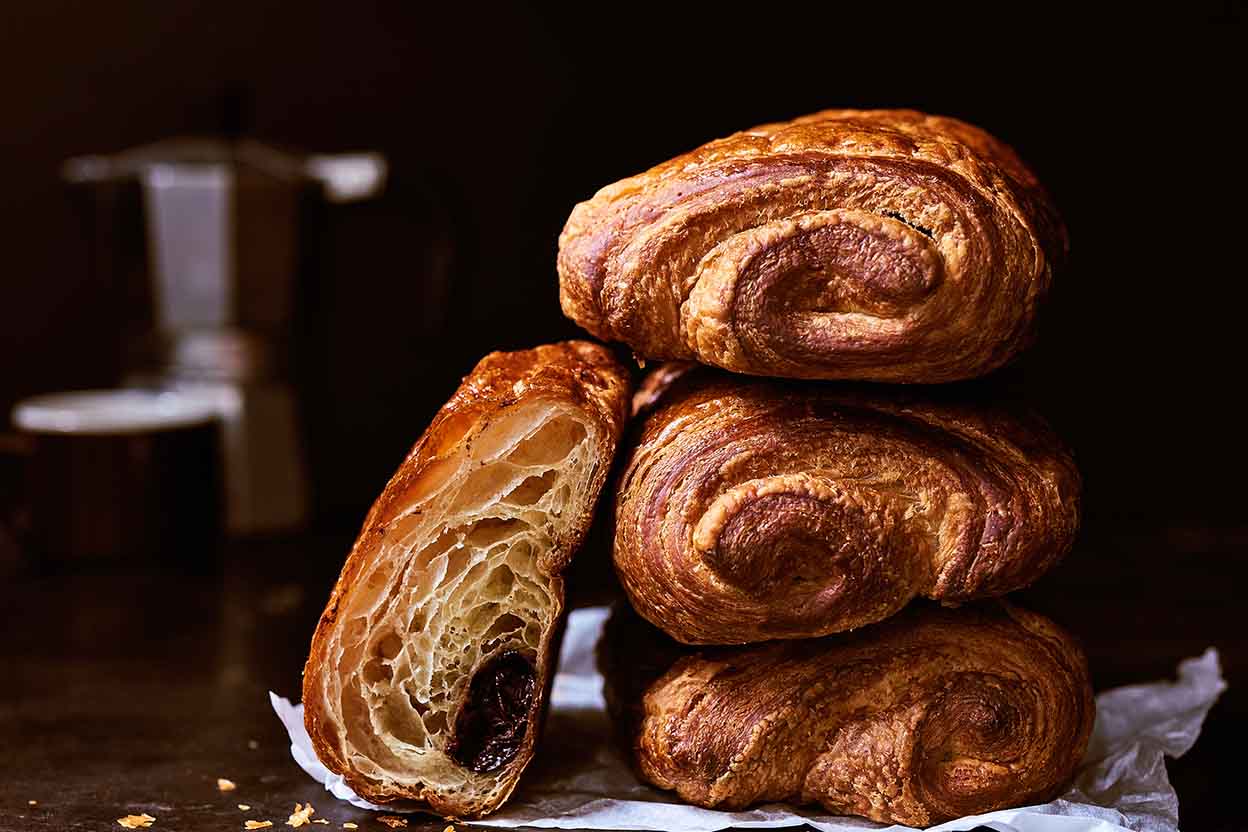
[302,342,629,818]
[318,403,601,802]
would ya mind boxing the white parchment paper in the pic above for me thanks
[272,607,1225,832]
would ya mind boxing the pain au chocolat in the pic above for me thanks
[559,109,1066,382]
[601,601,1093,827]
[615,366,1080,645]
[302,342,630,818]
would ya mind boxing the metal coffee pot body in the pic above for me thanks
[64,139,386,534]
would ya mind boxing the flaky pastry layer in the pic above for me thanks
[601,601,1093,826]
[559,109,1066,382]
[615,366,1080,644]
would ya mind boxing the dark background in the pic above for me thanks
[3,2,1244,533]
[1,3,1245,827]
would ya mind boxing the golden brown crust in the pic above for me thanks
[559,109,1066,382]
[352,341,630,575]
[601,601,1093,826]
[614,366,1080,644]
[302,341,630,818]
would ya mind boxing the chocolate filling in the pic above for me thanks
[881,210,935,239]
[448,650,537,773]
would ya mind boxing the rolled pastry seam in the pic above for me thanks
[558,108,1066,382]
[614,366,1080,644]
[302,341,630,818]
[600,601,1094,827]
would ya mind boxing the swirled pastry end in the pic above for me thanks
[302,341,630,818]
[559,109,1066,382]
[614,368,1080,644]
[601,601,1093,826]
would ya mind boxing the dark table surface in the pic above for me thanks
[2,526,1242,831]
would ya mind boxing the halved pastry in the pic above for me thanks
[302,341,630,818]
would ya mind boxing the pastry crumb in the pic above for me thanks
[245,822,274,830]
[218,778,238,791]
[444,826,456,832]
[248,739,260,749]
[287,803,316,827]
[239,804,251,811]
[28,800,37,806]
[313,820,329,825]
[378,818,408,829]
[342,824,358,829]
[117,814,156,829]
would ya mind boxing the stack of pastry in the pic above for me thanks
[301,110,1093,826]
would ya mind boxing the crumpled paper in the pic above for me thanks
[272,606,1224,832]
